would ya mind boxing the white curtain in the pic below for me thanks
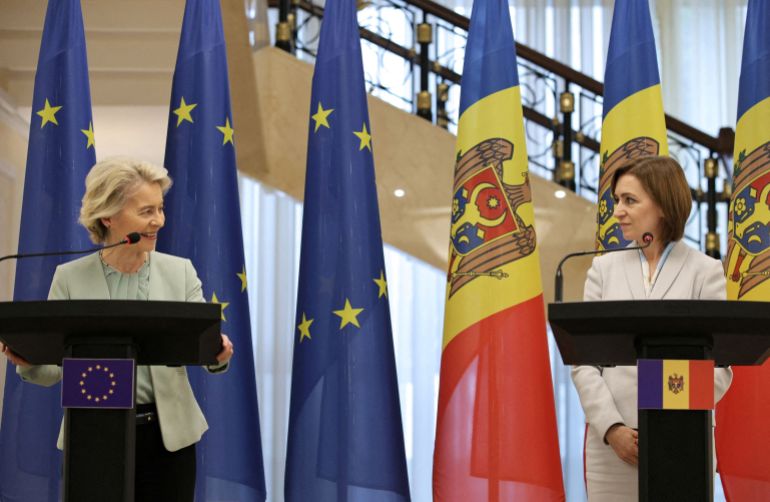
[238,175,445,501]
[653,0,748,137]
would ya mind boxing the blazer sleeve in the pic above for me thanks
[695,257,733,400]
[184,259,204,303]
[571,256,625,440]
[16,267,68,386]
[583,257,603,301]
[698,258,727,301]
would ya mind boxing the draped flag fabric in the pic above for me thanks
[158,0,266,499]
[283,0,410,499]
[432,1,564,500]
[596,0,668,250]
[0,1,95,500]
[717,1,770,499]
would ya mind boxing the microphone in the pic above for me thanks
[0,232,142,264]
[554,232,653,303]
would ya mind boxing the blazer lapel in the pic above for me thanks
[622,245,646,300]
[148,252,162,301]
[649,241,688,299]
[83,253,110,299]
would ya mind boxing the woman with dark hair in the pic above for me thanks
[571,155,732,501]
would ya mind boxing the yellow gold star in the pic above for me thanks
[237,266,248,293]
[217,117,235,145]
[353,123,372,151]
[333,298,364,329]
[211,292,230,321]
[297,313,314,342]
[373,270,388,298]
[80,121,95,149]
[311,102,334,132]
[37,99,62,128]
[173,97,197,126]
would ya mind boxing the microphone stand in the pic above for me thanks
[554,235,653,303]
[0,232,142,264]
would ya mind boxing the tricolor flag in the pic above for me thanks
[596,0,668,250]
[638,359,714,411]
[0,1,95,500]
[432,0,564,500]
[283,0,410,499]
[716,0,770,499]
[158,0,266,499]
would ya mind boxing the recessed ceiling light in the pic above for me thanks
[554,189,566,199]
[394,188,406,198]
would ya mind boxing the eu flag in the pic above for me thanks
[284,0,410,499]
[158,0,266,499]
[0,1,95,500]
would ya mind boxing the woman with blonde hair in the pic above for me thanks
[2,156,233,502]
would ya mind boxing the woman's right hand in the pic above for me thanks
[1,343,31,367]
[605,424,638,466]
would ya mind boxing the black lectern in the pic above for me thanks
[0,300,222,502]
[549,300,770,502]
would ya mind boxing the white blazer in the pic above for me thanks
[571,240,733,441]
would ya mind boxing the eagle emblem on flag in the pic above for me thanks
[726,141,770,298]
[447,138,535,296]
[668,373,685,395]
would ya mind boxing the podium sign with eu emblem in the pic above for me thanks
[62,358,136,409]
[0,300,221,502]
[549,300,770,502]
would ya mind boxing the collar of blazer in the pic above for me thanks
[622,240,690,300]
[76,251,163,300]
[80,252,111,299]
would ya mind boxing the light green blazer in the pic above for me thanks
[17,251,222,452]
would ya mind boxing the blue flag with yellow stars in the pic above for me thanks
[0,1,95,500]
[158,0,266,500]
[284,0,410,500]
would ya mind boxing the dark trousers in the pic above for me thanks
[135,416,196,502]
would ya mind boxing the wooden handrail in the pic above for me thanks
[268,0,732,155]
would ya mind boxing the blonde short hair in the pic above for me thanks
[79,157,172,243]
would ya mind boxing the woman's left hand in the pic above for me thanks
[216,334,234,364]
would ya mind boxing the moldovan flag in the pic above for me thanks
[596,0,668,250]
[638,359,714,411]
[432,0,564,500]
[717,0,770,499]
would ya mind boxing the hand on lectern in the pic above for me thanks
[1,343,31,367]
[606,424,639,466]
[216,334,234,364]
